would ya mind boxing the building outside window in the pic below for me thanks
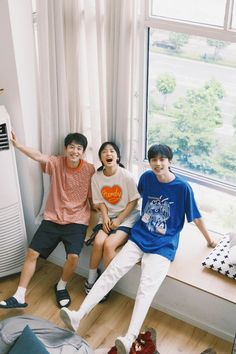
[143,0,236,234]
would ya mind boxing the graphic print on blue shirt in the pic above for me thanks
[130,171,202,260]
[141,196,174,235]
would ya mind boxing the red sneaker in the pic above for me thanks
[129,329,158,354]
[108,329,159,354]
[107,346,117,354]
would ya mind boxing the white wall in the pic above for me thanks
[0,0,42,239]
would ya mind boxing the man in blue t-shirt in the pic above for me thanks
[60,144,217,354]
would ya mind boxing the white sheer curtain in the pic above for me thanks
[105,0,142,170]
[35,0,142,169]
[36,0,105,164]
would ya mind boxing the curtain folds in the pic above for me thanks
[106,0,142,170]
[35,0,142,169]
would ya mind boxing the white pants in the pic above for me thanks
[78,240,170,336]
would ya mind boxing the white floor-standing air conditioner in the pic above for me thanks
[0,105,27,277]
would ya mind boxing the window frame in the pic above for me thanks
[138,0,236,197]
[145,0,236,41]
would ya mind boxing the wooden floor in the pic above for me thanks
[0,259,233,354]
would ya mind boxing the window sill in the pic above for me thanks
[168,223,236,304]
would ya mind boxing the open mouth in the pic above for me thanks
[106,158,113,163]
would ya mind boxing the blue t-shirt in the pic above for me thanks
[129,170,201,261]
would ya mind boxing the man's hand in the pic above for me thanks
[207,239,218,248]
[11,130,18,147]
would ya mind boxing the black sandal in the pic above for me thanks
[54,284,71,308]
[0,296,28,309]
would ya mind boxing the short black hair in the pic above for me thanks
[64,133,88,151]
[148,144,173,161]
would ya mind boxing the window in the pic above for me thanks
[151,0,227,27]
[143,0,236,234]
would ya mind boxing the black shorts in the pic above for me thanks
[30,220,87,259]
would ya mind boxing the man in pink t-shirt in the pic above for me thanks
[0,132,95,309]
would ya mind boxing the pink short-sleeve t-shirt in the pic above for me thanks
[42,156,95,225]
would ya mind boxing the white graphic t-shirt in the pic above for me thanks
[92,167,140,228]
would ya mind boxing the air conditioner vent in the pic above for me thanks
[0,106,27,277]
[0,123,9,150]
[0,203,27,275]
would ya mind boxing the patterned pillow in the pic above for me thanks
[202,235,236,280]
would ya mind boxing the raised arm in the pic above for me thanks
[193,217,218,248]
[11,131,49,164]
